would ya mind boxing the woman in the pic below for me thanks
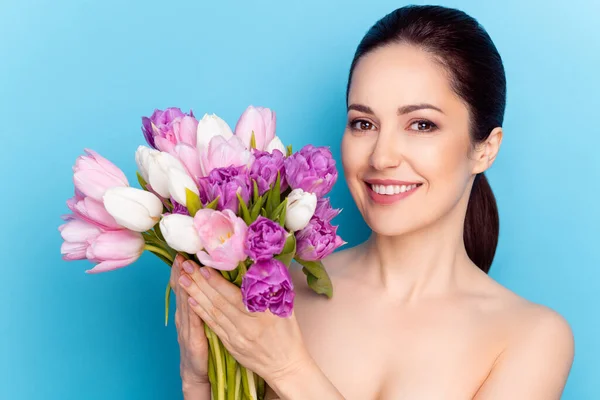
[170,5,574,399]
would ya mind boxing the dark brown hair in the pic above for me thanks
[347,5,505,273]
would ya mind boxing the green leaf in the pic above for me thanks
[153,222,166,242]
[250,131,257,150]
[306,273,333,298]
[137,172,148,190]
[296,258,333,298]
[277,199,287,227]
[269,197,287,222]
[260,207,268,217]
[266,171,281,215]
[252,179,260,204]
[233,261,247,287]
[286,144,293,157]
[185,188,202,217]
[206,196,220,210]
[236,192,252,225]
[274,234,296,267]
[250,195,266,221]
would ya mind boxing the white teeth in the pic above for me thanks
[371,183,419,195]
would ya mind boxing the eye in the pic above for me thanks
[350,119,377,132]
[409,119,438,132]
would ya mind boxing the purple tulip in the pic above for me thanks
[295,216,345,261]
[241,258,295,317]
[249,150,287,196]
[284,145,337,197]
[314,198,341,222]
[245,216,287,261]
[199,165,251,212]
[171,199,190,216]
[141,107,196,151]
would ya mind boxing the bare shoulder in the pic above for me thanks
[471,274,575,398]
[477,274,573,346]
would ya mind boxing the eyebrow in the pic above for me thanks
[347,103,445,115]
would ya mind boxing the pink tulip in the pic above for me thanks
[66,193,122,230]
[234,106,276,151]
[59,217,145,273]
[200,135,253,176]
[174,143,203,181]
[154,115,199,154]
[59,218,102,260]
[73,149,129,201]
[193,208,248,271]
[85,229,145,274]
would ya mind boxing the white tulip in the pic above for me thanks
[103,186,163,232]
[265,136,286,155]
[167,167,199,206]
[196,113,234,151]
[147,151,186,198]
[285,188,317,232]
[159,214,202,254]
[135,145,159,182]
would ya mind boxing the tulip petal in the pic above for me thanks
[175,143,203,181]
[177,116,199,146]
[85,256,140,274]
[60,241,88,260]
[89,230,144,259]
[59,219,102,243]
[103,187,163,232]
[82,148,129,185]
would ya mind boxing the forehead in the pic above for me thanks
[348,43,462,112]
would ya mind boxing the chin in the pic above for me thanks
[363,212,420,237]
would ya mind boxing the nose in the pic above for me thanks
[369,131,402,171]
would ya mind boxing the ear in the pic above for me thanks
[472,127,503,174]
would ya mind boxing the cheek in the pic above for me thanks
[410,135,472,209]
[341,132,371,178]
[415,137,469,182]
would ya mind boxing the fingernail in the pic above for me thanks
[188,297,198,306]
[182,261,194,274]
[200,267,210,279]
[179,275,192,287]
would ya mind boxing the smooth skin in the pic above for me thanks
[173,43,575,399]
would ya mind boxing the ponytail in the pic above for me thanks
[463,173,499,273]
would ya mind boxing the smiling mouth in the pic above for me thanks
[368,183,423,195]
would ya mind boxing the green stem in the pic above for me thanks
[225,349,237,400]
[234,365,242,400]
[241,366,258,400]
[164,281,171,326]
[206,326,225,400]
[257,376,265,400]
[143,244,173,262]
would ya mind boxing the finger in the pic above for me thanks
[187,294,230,345]
[182,261,248,315]
[179,270,239,339]
[172,255,191,336]
[188,304,204,331]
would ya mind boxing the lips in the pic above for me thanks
[363,179,423,205]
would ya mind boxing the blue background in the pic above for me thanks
[1,0,598,398]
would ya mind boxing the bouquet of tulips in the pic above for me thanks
[58,105,345,400]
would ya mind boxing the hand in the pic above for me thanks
[170,254,211,392]
[177,259,311,385]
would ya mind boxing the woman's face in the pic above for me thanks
[342,43,496,237]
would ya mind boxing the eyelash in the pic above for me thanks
[349,119,439,133]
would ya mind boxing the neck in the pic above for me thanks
[356,200,477,302]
